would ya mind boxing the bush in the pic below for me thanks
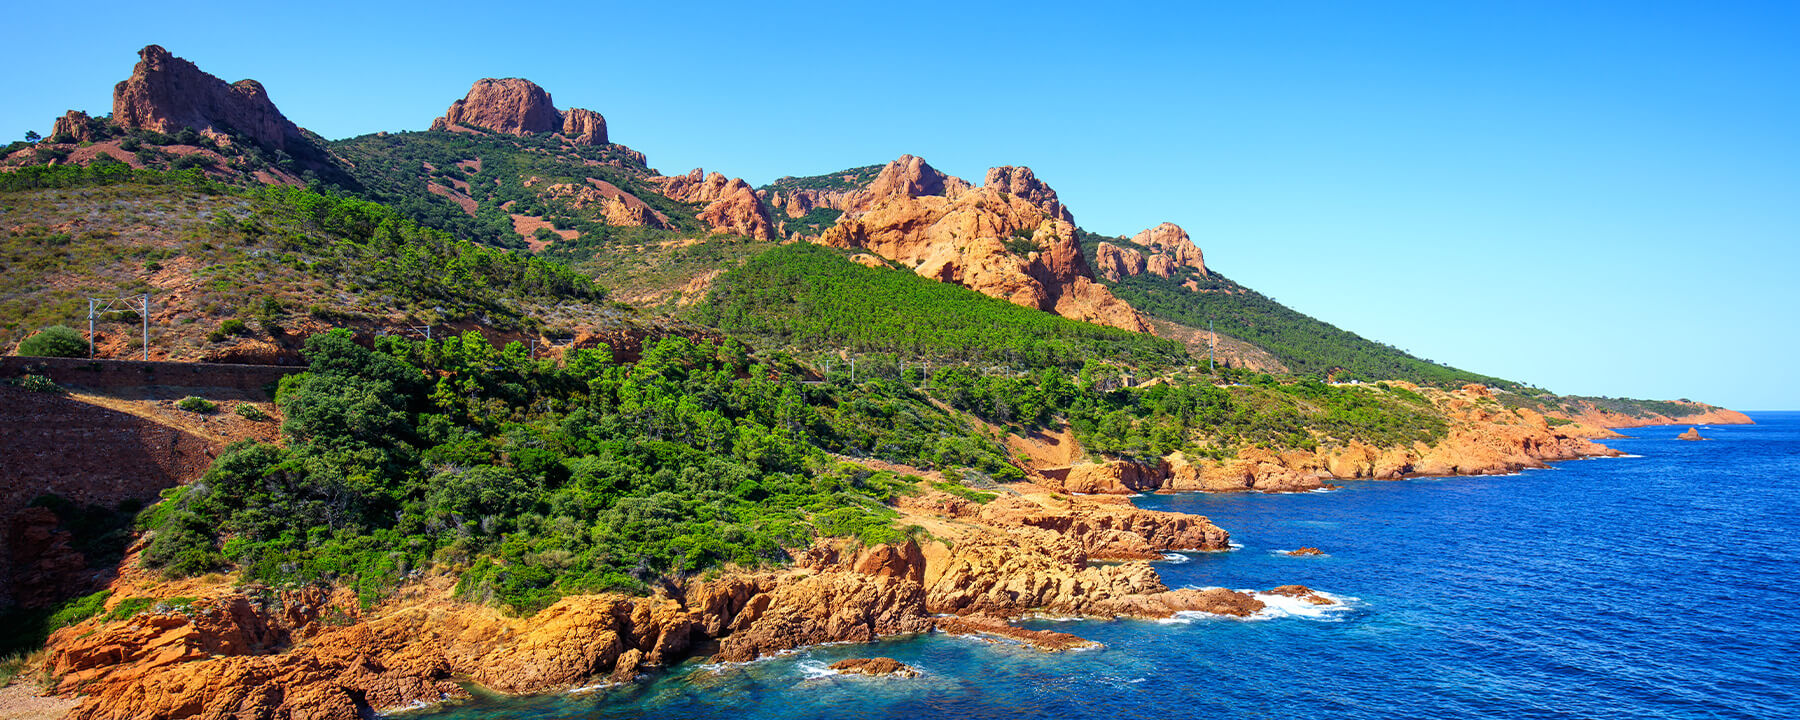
[235,403,269,421]
[16,374,62,393]
[45,590,112,632]
[208,318,248,342]
[16,325,85,357]
[176,396,217,413]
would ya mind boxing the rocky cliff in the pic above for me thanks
[1034,383,1625,495]
[817,155,1148,332]
[651,169,777,240]
[109,45,305,151]
[430,78,609,146]
[35,486,1312,720]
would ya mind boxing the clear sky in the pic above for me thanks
[5,1,1796,409]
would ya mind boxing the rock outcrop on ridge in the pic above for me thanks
[1094,222,1207,282]
[651,168,777,240]
[431,78,608,145]
[817,155,1149,332]
[109,45,305,151]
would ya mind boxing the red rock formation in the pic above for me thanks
[111,45,303,150]
[829,657,919,677]
[1131,222,1207,277]
[1094,242,1147,281]
[560,108,608,145]
[431,78,560,135]
[651,169,776,240]
[984,166,1074,224]
[1677,427,1706,441]
[845,154,970,213]
[934,614,1099,651]
[431,78,609,145]
[51,110,103,142]
[817,155,1148,332]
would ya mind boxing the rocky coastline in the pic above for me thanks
[6,381,1744,719]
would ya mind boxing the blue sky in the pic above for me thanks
[5,1,1796,409]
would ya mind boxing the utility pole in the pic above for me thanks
[87,293,151,359]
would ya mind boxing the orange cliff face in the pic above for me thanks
[815,155,1149,332]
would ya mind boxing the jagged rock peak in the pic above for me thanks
[431,78,608,145]
[650,169,775,240]
[984,166,1074,224]
[868,154,971,202]
[111,44,303,150]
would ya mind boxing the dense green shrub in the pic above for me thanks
[16,325,85,357]
[46,590,112,630]
[176,396,218,413]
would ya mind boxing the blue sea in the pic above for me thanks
[416,413,1800,719]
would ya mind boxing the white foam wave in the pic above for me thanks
[1160,552,1192,563]
[1244,589,1358,622]
[567,681,616,695]
[796,660,839,680]
[1228,542,1245,550]
[1308,487,1339,493]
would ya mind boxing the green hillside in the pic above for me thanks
[0,163,606,356]
[691,243,1188,371]
[1077,230,1516,388]
[760,165,883,194]
[328,130,703,248]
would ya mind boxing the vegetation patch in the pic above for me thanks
[693,244,1187,371]
[136,329,1017,614]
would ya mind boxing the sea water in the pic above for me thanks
[412,413,1800,719]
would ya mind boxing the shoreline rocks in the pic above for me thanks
[828,657,919,677]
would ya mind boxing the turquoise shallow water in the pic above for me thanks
[413,413,1800,719]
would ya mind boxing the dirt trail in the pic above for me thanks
[0,683,78,720]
